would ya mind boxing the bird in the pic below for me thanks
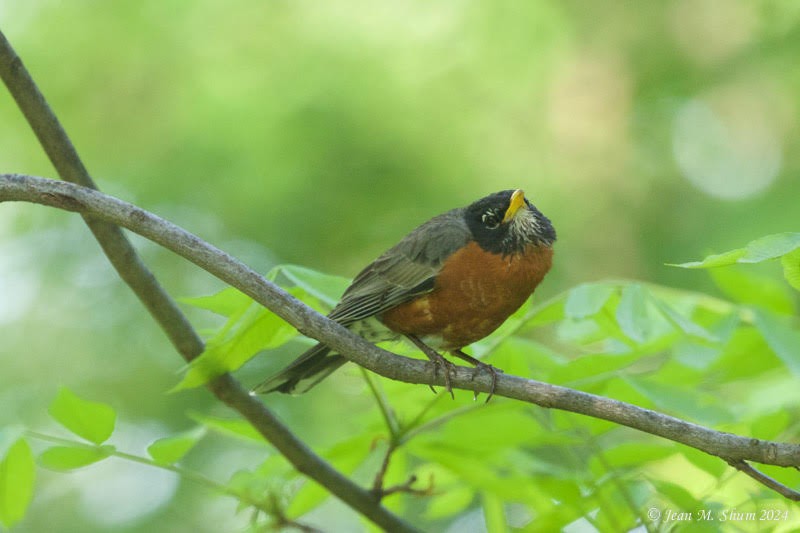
[252,189,556,400]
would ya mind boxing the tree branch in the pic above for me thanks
[725,459,800,501]
[2,173,799,502]
[0,31,418,533]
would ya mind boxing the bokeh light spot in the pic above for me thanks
[672,98,781,200]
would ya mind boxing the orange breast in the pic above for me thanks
[380,241,553,349]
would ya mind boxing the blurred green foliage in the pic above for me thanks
[6,239,800,531]
[2,1,800,531]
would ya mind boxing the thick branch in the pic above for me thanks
[0,32,418,533]
[3,174,799,489]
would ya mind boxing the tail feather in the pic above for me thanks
[251,343,346,395]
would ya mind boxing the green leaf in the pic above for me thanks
[708,327,781,381]
[740,232,800,263]
[624,377,732,425]
[750,410,790,441]
[781,248,800,291]
[0,428,25,459]
[557,317,606,345]
[649,479,701,511]
[535,477,582,505]
[708,267,794,314]
[425,485,474,519]
[227,468,286,512]
[523,294,566,328]
[615,284,649,343]
[651,298,717,342]
[564,283,615,319]
[672,340,723,371]
[682,448,727,478]
[423,405,538,454]
[180,287,253,317]
[488,337,566,382]
[531,502,585,531]
[599,442,675,469]
[174,302,297,390]
[175,264,348,390]
[591,479,649,531]
[743,376,800,416]
[287,433,374,517]
[753,310,800,376]
[38,445,114,471]
[482,492,507,533]
[670,248,746,269]
[275,264,350,308]
[147,427,206,465]
[551,353,641,385]
[413,444,537,501]
[0,435,35,529]
[48,388,116,445]
[189,412,266,444]
[671,233,800,268]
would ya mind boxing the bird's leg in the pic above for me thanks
[405,334,455,399]
[450,349,502,403]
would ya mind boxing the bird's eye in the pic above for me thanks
[481,211,500,229]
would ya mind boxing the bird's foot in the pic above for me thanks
[451,349,503,403]
[470,361,502,403]
[428,351,457,399]
[406,335,456,399]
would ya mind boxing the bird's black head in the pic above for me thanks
[463,189,556,255]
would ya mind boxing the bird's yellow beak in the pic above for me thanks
[502,189,526,223]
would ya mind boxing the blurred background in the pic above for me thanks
[1,1,799,531]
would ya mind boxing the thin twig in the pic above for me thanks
[371,444,434,500]
[2,174,800,504]
[362,371,439,499]
[361,369,401,438]
[371,442,396,497]
[30,429,325,532]
[361,370,404,497]
[26,430,275,514]
[397,394,445,441]
[725,459,800,501]
[401,403,483,443]
[380,475,435,499]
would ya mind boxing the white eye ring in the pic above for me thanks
[481,212,500,229]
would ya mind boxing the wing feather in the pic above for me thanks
[329,209,470,325]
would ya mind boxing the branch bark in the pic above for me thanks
[0,31,418,533]
[2,173,799,502]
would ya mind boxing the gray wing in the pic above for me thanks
[329,208,471,325]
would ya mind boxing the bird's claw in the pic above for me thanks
[470,362,502,403]
[407,336,503,402]
[407,334,457,399]
[428,354,456,399]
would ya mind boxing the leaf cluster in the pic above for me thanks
[3,234,799,531]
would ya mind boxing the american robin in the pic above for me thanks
[253,189,556,399]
